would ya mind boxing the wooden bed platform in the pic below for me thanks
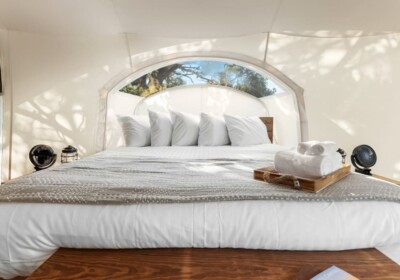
[19,248,400,279]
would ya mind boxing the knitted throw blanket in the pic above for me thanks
[1,149,399,205]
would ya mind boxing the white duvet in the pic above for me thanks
[1,145,400,278]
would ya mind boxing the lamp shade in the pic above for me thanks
[61,145,78,163]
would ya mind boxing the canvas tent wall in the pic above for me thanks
[0,0,399,180]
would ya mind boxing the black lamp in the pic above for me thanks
[351,145,377,175]
[61,145,78,163]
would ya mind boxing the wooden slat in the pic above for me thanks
[259,117,273,143]
[26,248,400,280]
[372,174,400,185]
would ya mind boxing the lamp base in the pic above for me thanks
[355,168,372,176]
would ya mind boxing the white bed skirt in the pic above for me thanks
[1,199,400,278]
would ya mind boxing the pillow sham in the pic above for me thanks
[171,111,200,146]
[117,115,151,147]
[198,113,230,146]
[149,111,173,146]
[224,115,271,146]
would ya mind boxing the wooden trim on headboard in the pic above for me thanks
[260,117,273,143]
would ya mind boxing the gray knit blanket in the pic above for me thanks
[1,147,400,204]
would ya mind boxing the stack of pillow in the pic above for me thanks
[117,111,271,147]
[274,141,342,178]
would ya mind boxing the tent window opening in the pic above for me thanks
[119,60,284,98]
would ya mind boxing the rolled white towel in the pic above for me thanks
[297,141,319,154]
[306,141,338,156]
[274,149,342,178]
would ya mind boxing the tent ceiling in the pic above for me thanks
[0,0,399,38]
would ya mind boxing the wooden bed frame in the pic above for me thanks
[23,248,400,279]
[260,116,273,143]
[9,116,400,280]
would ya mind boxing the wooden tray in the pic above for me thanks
[254,165,351,193]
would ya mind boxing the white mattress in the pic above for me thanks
[1,145,400,278]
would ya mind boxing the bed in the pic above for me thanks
[1,142,400,279]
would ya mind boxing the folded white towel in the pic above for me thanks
[274,149,342,178]
[306,141,338,156]
[297,141,319,154]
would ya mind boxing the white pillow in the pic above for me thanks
[224,115,271,146]
[149,111,173,146]
[117,115,151,147]
[198,113,230,146]
[171,111,200,146]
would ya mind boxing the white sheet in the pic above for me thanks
[1,145,400,278]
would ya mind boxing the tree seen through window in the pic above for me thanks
[120,61,281,98]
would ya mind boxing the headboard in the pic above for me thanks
[260,117,273,143]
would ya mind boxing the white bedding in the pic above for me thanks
[1,145,400,278]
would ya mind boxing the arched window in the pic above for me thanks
[119,60,284,98]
